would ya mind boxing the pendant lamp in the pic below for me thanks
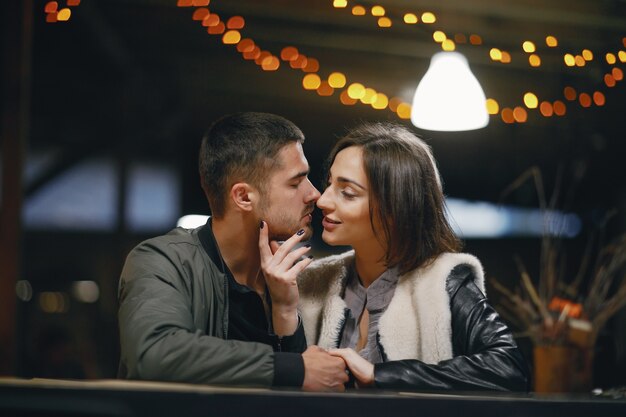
[411,52,489,131]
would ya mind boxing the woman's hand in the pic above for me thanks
[258,221,312,336]
[328,348,375,387]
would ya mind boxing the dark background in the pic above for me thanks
[2,0,626,388]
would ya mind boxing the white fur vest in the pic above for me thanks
[297,251,485,364]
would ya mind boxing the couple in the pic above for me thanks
[118,112,529,392]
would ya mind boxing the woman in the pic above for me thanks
[297,123,529,391]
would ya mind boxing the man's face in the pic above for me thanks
[257,142,320,241]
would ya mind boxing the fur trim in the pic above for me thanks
[298,251,485,364]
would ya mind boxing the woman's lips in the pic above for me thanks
[322,216,341,230]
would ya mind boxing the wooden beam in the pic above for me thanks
[0,0,32,376]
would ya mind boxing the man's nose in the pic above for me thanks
[305,179,321,202]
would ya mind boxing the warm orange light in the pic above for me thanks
[280,46,298,61]
[522,41,536,53]
[243,46,261,60]
[582,49,593,61]
[490,48,502,61]
[469,34,482,45]
[177,0,193,6]
[46,11,58,23]
[612,67,624,81]
[593,91,605,106]
[553,101,566,116]
[352,6,366,15]
[57,8,71,21]
[421,12,436,24]
[192,0,210,5]
[624,37,626,48]
[255,51,271,66]
[486,98,499,114]
[606,53,616,64]
[227,16,245,29]
[347,83,365,99]
[317,81,334,96]
[302,74,321,90]
[500,51,511,64]
[207,22,225,34]
[389,97,403,112]
[222,30,241,45]
[513,107,528,123]
[67,0,81,5]
[303,58,319,73]
[192,8,209,21]
[340,90,358,105]
[529,54,541,67]
[563,86,577,101]
[574,55,585,67]
[578,93,591,108]
[442,39,455,51]
[290,55,308,69]
[361,88,377,104]
[501,108,514,124]
[433,31,446,43]
[378,17,392,28]
[454,33,467,44]
[539,101,553,117]
[545,36,558,47]
[403,13,418,24]
[619,51,626,62]
[563,54,575,66]
[328,72,347,88]
[372,93,388,110]
[237,39,255,53]
[371,5,385,16]
[45,1,58,13]
[203,14,220,27]
[333,0,347,8]
[261,56,280,71]
[605,74,616,87]
[396,103,412,119]
[523,93,538,109]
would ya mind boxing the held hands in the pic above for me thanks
[302,346,350,392]
[258,221,313,335]
[328,348,375,388]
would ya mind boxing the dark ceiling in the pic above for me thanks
[22,0,626,219]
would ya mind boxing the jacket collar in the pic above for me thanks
[197,217,228,275]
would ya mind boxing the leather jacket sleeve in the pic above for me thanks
[374,265,530,392]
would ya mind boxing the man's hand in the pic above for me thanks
[258,221,313,336]
[328,348,375,388]
[302,346,350,392]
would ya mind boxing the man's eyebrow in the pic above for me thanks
[288,170,309,181]
[337,176,366,190]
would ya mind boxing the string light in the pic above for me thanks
[46,0,626,125]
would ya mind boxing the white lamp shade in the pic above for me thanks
[411,52,489,131]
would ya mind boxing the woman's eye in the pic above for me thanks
[341,190,356,200]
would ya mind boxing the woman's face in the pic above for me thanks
[317,146,381,249]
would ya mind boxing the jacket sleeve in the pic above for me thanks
[373,267,530,392]
[118,240,276,387]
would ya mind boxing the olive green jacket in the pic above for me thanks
[118,223,277,386]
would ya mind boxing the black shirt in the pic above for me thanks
[198,220,305,387]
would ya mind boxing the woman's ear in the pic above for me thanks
[229,182,258,212]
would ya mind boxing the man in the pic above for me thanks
[118,112,348,390]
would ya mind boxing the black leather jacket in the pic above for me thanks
[374,264,530,392]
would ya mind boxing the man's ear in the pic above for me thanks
[229,182,259,212]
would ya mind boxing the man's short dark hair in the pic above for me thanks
[199,112,305,218]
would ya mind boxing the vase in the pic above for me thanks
[533,344,594,393]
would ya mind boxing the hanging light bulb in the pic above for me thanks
[411,52,489,131]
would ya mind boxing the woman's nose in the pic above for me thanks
[316,187,332,210]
